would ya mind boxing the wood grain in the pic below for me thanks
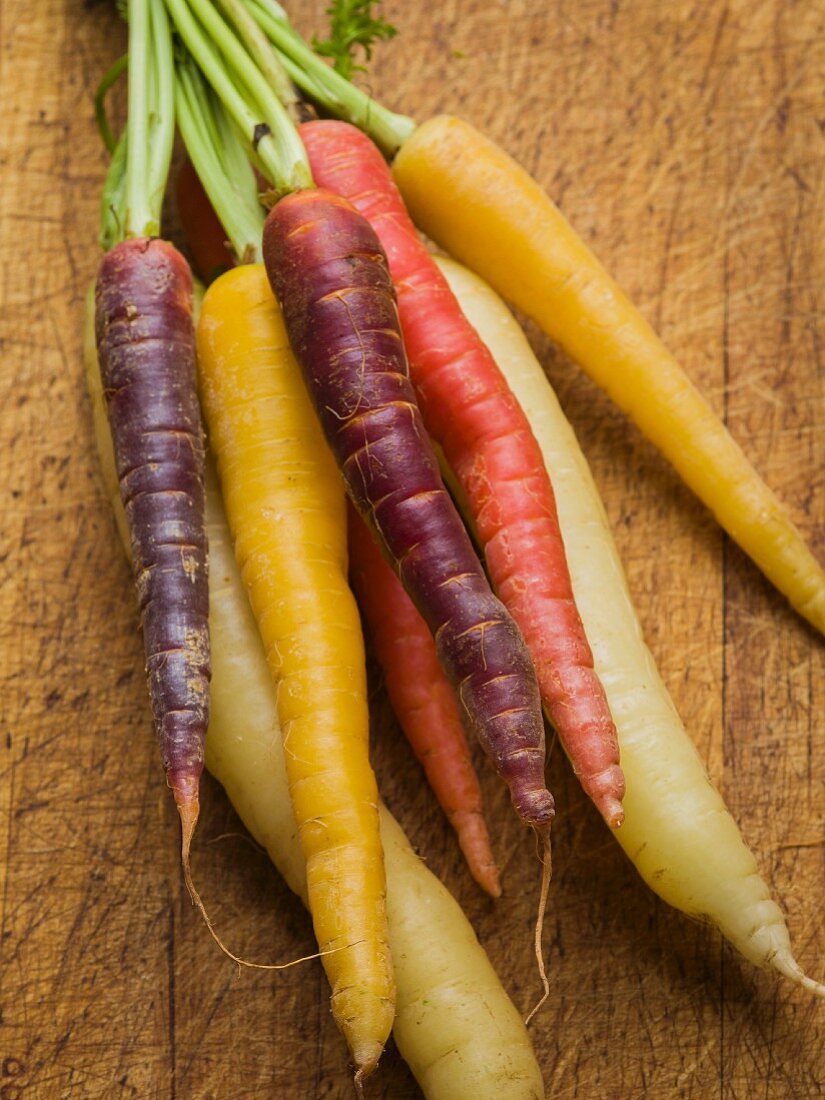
[0,1,822,1096]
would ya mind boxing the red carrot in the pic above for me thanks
[95,238,210,873]
[175,159,235,285]
[348,504,501,897]
[300,120,625,829]
[262,189,553,832]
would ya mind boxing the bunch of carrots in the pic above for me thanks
[87,0,824,1093]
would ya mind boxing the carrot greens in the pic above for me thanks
[165,0,311,196]
[311,0,398,80]
[239,0,415,153]
[94,53,128,156]
[174,54,264,262]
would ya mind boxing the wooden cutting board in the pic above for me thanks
[1,1,822,1096]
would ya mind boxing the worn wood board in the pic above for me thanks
[1,0,822,1096]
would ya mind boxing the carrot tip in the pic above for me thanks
[481,867,503,900]
[172,778,200,895]
[453,810,502,897]
[773,955,825,1000]
[353,1052,380,1098]
[604,802,625,829]
[353,1067,366,1099]
[799,975,825,1000]
[518,788,555,830]
[582,766,626,828]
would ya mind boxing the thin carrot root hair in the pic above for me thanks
[524,824,552,1027]
[175,785,351,974]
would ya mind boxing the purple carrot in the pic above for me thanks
[95,237,210,881]
[263,189,553,832]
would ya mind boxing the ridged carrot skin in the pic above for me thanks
[196,263,394,1077]
[263,189,553,831]
[95,237,209,842]
[301,121,623,828]
[392,114,825,636]
[348,504,501,897]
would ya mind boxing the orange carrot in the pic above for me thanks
[348,504,501,898]
[302,119,624,828]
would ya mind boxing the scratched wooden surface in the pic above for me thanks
[1,0,823,1096]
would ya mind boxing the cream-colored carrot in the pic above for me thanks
[394,116,825,635]
[436,255,823,997]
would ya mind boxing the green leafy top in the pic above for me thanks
[312,0,397,80]
[243,0,414,154]
[99,0,176,247]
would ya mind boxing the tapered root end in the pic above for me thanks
[524,825,552,1027]
[799,975,825,1000]
[581,764,626,829]
[772,954,825,1000]
[601,798,625,829]
[453,810,502,898]
[352,1048,381,1098]
[172,778,201,907]
[172,781,219,953]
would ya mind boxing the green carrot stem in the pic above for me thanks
[147,0,176,217]
[101,0,175,242]
[94,53,128,155]
[214,89,262,207]
[125,0,153,236]
[213,0,302,122]
[243,0,415,156]
[166,0,311,196]
[175,58,265,260]
[100,131,128,251]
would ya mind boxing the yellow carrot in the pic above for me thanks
[436,255,823,997]
[195,264,394,1079]
[393,115,825,635]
